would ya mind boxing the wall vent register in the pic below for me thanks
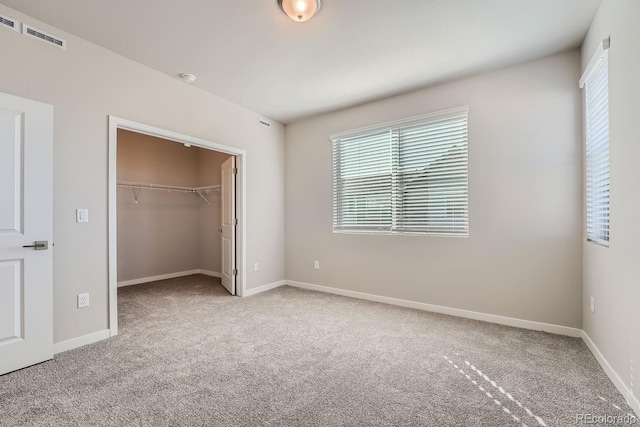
[0,14,18,31]
[22,24,67,49]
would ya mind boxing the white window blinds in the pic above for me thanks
[331,106,469,236]
[580,38,610,246]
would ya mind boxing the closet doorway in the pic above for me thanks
[107,117,246,337]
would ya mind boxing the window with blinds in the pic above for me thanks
[580,38,610,246]
[331,106,469,236]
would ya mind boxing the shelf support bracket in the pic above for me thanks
[131,187,141,204]
[195,189,211,205]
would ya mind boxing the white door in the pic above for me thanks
[0,92,53,375]
[220,156,236,295]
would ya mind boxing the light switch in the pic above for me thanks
[76,209,89,223]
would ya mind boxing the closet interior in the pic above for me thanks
[116,129,232,290]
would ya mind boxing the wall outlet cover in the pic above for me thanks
[78,293,89,308]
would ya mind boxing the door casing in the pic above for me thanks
[107,116,247,337]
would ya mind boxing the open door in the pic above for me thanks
[0,92,53,375]
[220,156,236,295]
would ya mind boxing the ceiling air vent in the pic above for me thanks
[259,119,272,128]
[22,24,67,49]
[0,14,19,32]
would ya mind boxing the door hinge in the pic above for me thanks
[232,167,238,174]
[232,269,238,276]
[234,218,238,225]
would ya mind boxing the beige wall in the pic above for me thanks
[581,0,640,405]
[118,130,200,186]
[285,51,583,328]
[117,130,231,282]
[0,4,285,343]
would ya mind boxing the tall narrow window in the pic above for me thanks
[331,106,468,236]
[580,38,610,246]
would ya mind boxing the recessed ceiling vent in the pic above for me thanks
[22,24,67,49]
[0,14,19,32]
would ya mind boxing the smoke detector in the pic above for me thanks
[180,73,196,84]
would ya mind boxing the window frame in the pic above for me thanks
[330,106,469,237]
[580,37,610,247]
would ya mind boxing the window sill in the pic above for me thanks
[587,238,609,248]
[332,229,469,238]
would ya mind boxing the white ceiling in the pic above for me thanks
[1,0,601,124]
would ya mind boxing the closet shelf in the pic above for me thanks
[117,181,220,205]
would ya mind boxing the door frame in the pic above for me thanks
[107,116,247,337]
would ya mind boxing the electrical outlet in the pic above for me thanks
[254,263,259,272]
[590,296,595,313]
[78,293,89,308]
[314,261,320,270]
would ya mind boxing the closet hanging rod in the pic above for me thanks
[117,181,220,192]
[117,181,221,205]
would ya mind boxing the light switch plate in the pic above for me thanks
[76,209,89,223]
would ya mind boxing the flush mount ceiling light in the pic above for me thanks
[180,73,196,84]
[278,0,322,22]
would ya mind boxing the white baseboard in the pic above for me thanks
[117,269,221,287]
[53,329,110,354]
[244,280,285,297]
[199,270,222,278]
[582,331,640,416]
[285,280,582,338]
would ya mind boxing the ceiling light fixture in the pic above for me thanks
[180,73,196,84]
[278,0,321,22]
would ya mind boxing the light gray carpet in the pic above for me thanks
[0,275,635,426]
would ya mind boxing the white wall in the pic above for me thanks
[0,4,285,343]
[581,0,640,408]
[285,51,583,328]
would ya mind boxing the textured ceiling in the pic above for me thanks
[1,0,601,123]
